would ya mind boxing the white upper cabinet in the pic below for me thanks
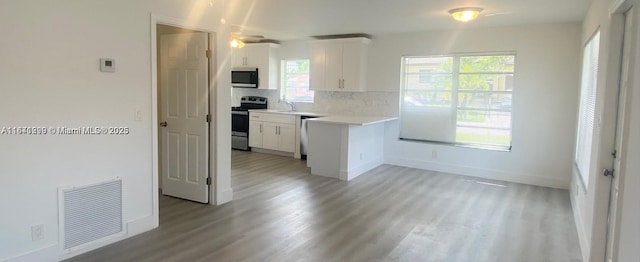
[231,43,279,90]
[310,37,370,92]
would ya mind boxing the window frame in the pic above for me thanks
[574,30,601,189]
[280,59,313,103]
[399,52,516,151]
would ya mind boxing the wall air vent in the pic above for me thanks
[59,179,123,251]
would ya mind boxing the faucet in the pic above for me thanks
[279,97,297,112]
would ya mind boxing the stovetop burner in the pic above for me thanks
[232,96,268,111]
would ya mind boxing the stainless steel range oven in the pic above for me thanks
[232,96,267,150]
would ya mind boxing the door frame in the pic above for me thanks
[150,14,231,226]
[585,1,638,261]
[605,2,636,261]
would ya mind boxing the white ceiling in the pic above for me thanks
[222,0,592,40]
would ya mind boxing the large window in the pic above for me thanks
[400,53,515,150]
[575,31,600,188]
[281,59,313,102]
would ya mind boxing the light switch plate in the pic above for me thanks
[134,107,143,121]
[100,58,115,72]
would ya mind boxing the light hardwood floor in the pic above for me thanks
[68,150,582,262]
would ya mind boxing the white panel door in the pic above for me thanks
[160,32,209,203]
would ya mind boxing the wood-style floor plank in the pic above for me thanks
[67,151,582,262]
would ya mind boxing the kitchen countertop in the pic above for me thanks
[247,109,397,125]
[306,115,398,126]
[248,109,328,117]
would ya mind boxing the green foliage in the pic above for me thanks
[459,55,513,91]
[456,132,510,146]
[286,60,309,74]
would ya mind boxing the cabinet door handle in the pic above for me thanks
[342,79,345,89]
[338,79,341,89]
[260,124,262,133]
[277,126,280,135]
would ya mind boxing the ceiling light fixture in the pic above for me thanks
[230,38,245,48]
[449,7,483,22]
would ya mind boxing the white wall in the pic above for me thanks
[380,23,582,189]
[0,1,231,260]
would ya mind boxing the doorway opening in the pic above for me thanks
[156,24,213,204]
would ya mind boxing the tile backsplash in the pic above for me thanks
[231,88,400,116]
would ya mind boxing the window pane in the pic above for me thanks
[456,126,511,146]
[459,74,514,91]
[405,57,453,73]
[457,93,512,111]
[281,59,312,102]
[403,90,452,108]
[285,60,309,74]
[457,110,511,129]
[405,74,452,91]
[575,30,600,188]
[401,54,514,149]
[286,74,309,89]
[460,55,515,73]
[456,110,511,146]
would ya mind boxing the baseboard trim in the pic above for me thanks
[250,148,294,157]
[6,215,156,262]
[569,177,590,261]
[216,188,233,205]
[4,244,58,262]
[344,157,384,181]
[385,156,570,189]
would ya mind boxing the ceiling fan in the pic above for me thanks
[484,11,514,17]
[230,25,264,48]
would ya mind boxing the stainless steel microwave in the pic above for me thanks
[231,68,259,88]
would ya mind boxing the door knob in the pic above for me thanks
[603,168,614,177]
[160,121,167,127]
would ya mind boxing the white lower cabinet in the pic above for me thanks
[248,121,263,147]
[276,124,295,152]
[249,112,296,153]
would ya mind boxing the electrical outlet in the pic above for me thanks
[31,224,44,241]
[432,150,438,159]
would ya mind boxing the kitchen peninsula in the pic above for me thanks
[306,116,397,181]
